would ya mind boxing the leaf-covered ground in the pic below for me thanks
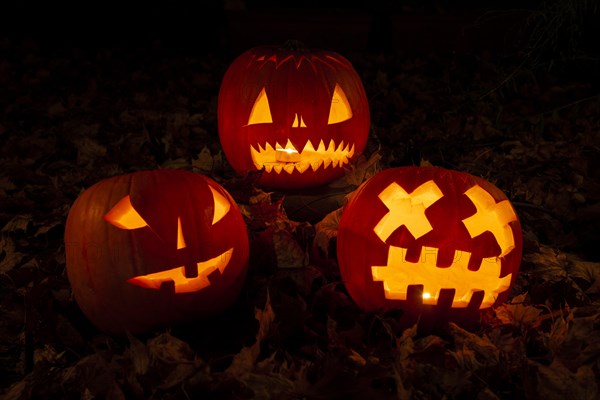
[1,12,600,400]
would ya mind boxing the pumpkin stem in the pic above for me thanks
[281,40,306,52]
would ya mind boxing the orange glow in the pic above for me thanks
[127,248,234,293]
[209,186,231,225]
[374,181,443,242]
[251,139,354,174]
[242,82,358,176]
[104,195,148,230]
[292,113,307,128]
[275,141,301,162]
[369,180,519,309]
[372,246,511,308]
[176,217,186,249]
[247,87,272,125]
[462,185,517,257]
[328,84,352,124]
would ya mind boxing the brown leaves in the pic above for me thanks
[1,28,600,400]
[61,354,126,400]
[334,151,382,189]
[222,292,305,399]
[495,293,543,328]
[529,360,598,400]
[273,230,308,269]
[226,292,275,378]
[313,208,343,259]
[448,323,499,369]
[0,236,26,274]
[524,245,600,305]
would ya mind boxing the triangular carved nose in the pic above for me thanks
[292,113,307,128]
[177,217,186,249]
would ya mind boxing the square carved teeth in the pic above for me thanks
[250,139,355,174]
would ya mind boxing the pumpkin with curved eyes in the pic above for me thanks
[64,169,249,334]
[337,167,523,327]
[218,41,370,189]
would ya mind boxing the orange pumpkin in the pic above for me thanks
[337,167,522,326]
[65,169,249,334]
[218,41,370,189]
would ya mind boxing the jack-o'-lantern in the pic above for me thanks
[64,169,249,334]
[218,41,370,189]
[337,167,522,326]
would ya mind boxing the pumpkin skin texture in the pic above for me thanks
[337,167,522,328]
[218,42,370,189]
[65,169,249,335]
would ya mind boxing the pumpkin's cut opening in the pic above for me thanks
[104,195,148,230]
[208,186,231,225]
[372,245,511,309]
[127,248,234,293]
[251,139,355,174]
[463,185,517,257]
[374,181,444,242]
[369,179,519,310]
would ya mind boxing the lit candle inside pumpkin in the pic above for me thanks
[275,147,301,163]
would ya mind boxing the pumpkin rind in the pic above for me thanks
[65,169,249,334]
[336,166,523,326]
[218,44,370,189]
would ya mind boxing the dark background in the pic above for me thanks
[0,1,553,52]
[1,1,599,399]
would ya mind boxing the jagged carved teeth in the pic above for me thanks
[250,139,355,174]
[126,249,233,293]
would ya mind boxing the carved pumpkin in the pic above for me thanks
[337,167,522,326]
[65,169,249,334]
[218,41,370,189]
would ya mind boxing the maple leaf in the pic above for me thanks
[495,293,543,328]
[332,151,382,188]
[226,292,275,378]
[313,207,343,259]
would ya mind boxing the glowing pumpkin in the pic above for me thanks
[337,167,522,325]
[218,41,370,189]
[65,169,249,334]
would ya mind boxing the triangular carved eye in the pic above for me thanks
[104,195,148,230]
[328,84,352,124]
[209,186,231,225]
[247,87,273,125]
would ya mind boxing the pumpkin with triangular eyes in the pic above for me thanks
[218,41,370,189]
[64,170,249,335]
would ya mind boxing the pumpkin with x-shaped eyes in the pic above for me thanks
[337,167,522,327]
[218,41,370,189]
[65,169,249,334]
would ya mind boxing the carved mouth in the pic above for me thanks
[127,248,233,293]
[250,139,355,174]
[372,246,511,309]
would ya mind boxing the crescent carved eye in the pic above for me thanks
[209,186,231,225]
[328,84,352,124]
[104,195,148,229]
[247,87,273,125]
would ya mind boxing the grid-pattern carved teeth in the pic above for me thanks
[250,139,355,174]
[372,246,512,308]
